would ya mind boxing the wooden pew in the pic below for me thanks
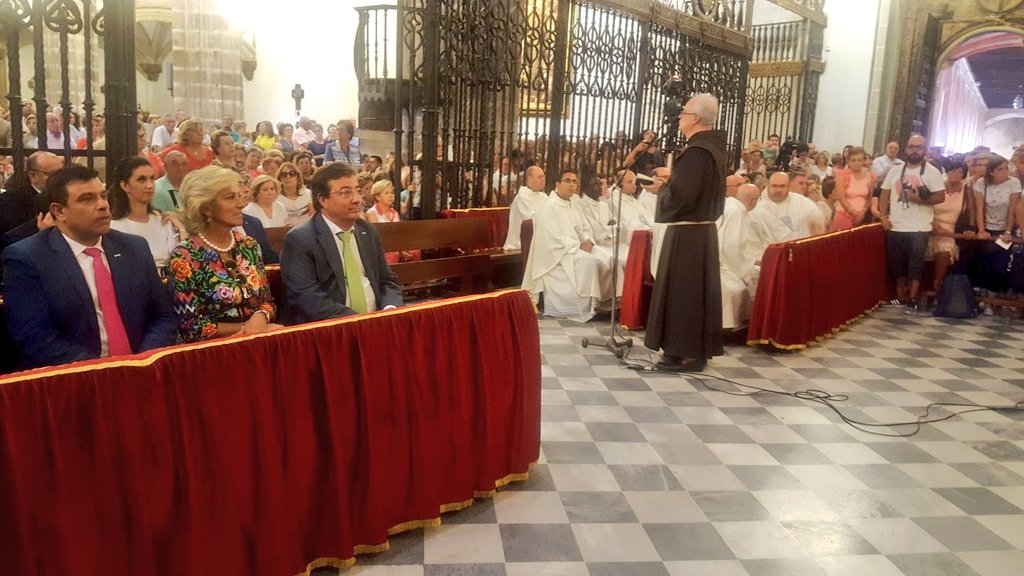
[373,218,495,295]
[263,216,524,293]
[264,226,288,255]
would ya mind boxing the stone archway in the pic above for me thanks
[927,27,1024,153]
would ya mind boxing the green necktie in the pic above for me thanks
[337,230,369,314]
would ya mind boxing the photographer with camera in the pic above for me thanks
[879,135,946,313]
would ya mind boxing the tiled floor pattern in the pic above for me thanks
[345,310,1024,576]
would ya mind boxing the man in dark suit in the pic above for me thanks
[242,213,280,265]
[2,165,178,369]
[280,162,402,324]
[0,151,63,236]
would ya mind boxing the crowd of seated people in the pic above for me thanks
[0,161,403,371]
[728,134,1023,321]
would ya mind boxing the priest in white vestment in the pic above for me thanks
[503,165,550,250]
[608,169,652,257]
[718,184,761,329]
[522,169,616,322]
[576,175,614,248]
[751,172,826,245]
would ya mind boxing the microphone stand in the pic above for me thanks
[581,134,667,358]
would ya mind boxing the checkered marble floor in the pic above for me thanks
[345,309,1024,576]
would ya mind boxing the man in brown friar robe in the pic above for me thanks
[645,93,727,372]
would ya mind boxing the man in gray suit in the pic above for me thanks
[280,162,402,324]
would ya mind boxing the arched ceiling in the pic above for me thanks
[966,45,1024,108]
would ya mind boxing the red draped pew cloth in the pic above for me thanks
[619,230,654,330]
[441,207,511,248]
[0,290,541,575]
[748,224,888,349]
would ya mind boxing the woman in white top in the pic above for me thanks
[365,179,400,223]
[244,174,288,228]
[973,156,1021,239]
[274,161,313,225]
[809,152,832,180]
[108,157,185,268]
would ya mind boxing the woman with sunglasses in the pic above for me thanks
[168,166,281,342]
[275,161,313,225]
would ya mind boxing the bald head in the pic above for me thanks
[737,184,760,211]
[768,172,789,203]
[725,175,743,197]
[905,134,927,165]
[26,151,63,190]
[525,165,545,192]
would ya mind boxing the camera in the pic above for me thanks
[776,139,806,171]
[902,179,932,202]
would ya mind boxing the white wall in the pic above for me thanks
[136,70,174,117]
[232,0,391,129]
[811,0,880,155]
[750,1,800,25]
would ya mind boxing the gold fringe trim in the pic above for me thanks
[0,289,531,385]
[747,300,883,350]
[791,222,882,245]
[298,462,537,576]
[445,207,510,213]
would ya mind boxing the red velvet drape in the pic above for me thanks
[747,224,887,349]
[619,230,653,329]
[0,290,541,575]
[441,208,511,248]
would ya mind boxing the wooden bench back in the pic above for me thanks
[264,227,288,255]
[374,218,492,253]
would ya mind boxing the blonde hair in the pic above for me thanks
[179,166,242,235]
[250,174,280,204]
[370,178,394,200]
[176,117,206,145]
[263,148,285,160]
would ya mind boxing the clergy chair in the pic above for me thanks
[520,219,534,283]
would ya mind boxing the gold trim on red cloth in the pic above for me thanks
[747,301,882,350]
[0,289,530,385]
[791,222,883,245]
[298,463,536,576]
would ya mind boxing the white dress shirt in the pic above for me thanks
[62,233,110,357]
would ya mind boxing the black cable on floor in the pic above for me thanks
[619,345,1024,438]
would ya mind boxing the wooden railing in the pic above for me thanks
[751,21,803,62]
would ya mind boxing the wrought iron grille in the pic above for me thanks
[0,0,135,183]
[359,0,749,215]
[743,17,823,148]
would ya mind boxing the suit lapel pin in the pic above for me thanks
[112,253,122,258]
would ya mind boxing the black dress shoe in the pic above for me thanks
[655,357,706,373]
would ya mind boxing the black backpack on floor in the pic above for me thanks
[933,274,980,319]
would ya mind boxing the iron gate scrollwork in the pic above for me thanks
[0,0,135,184]
[359,0,750,214]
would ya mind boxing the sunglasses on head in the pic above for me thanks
[222,259,248,286]
[280,170,298,178]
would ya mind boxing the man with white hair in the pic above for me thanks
[503,164,549,250]
[718,183,762,330]
[293,116,314,148]
[872,141,902,181]
[150,114,178,151]
[751,172,826,244]
[645,93,727,372]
